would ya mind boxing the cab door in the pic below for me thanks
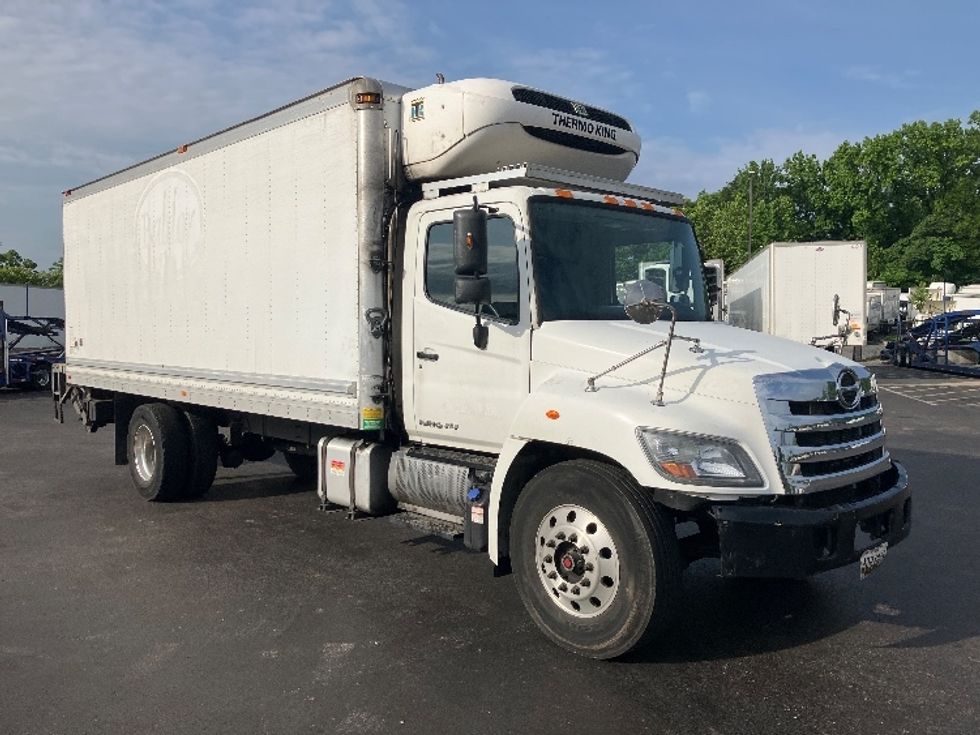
[408,203,530,452]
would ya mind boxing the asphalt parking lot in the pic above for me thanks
[2,368,979,735]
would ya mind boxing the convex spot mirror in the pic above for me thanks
[453,207,488,278]
[453,201,491,349]
[624,279,668,324]
[452,206,490,308]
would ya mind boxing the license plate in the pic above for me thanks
[859,542,888,579]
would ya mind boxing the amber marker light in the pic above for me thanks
[545,410,560,420]
[658,461,698,479]
[355,92,382,104]
[555,189,573,198]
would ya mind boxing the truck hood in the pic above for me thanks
[531,320,857,406]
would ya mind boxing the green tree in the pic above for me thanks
[686,110,980,288]
[0,249,63,287]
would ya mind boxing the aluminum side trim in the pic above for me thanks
[67,358,356,395]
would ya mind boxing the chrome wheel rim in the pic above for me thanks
[535,504,620,618]
[132,423,157,484]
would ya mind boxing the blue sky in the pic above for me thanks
[1,0,977,268]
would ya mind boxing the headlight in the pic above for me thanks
[636,429,763,487]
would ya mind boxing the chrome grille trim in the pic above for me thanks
[774,403,883,433]
[784,453,893,493]
[754,365,892,495]
[781,429,887,464]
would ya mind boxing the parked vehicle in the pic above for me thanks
[883,310,980,366]
[55,77,910,658]
[866,281,900,334]
[0,305,64,389]
[726,241,868,349]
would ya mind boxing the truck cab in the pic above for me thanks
[392,164,909,655]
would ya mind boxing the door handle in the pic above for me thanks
[416,349,439,362]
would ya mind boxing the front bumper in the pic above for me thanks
[709,462,911,578]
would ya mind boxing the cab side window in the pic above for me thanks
[425,216,520,323]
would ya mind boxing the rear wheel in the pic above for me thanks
[283,452,317,483]
[511,460,682,659]
[127,403,190,501]
[182,411,219,499]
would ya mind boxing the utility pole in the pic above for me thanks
[747,165,757,259]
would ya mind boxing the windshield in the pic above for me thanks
[529,198,708,322]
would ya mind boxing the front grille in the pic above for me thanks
[789,394,878,415]
[798,448,884,477]
[512,87,632,131]
[770,464,899,508]
[522,126,629,156]
[755,368,891,495]
[795,420,882,447]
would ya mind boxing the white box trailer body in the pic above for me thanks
[63,79,409,429]
[726,241,867,346]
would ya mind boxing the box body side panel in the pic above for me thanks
[63,100,368,412]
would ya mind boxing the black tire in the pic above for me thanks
[283,451,317,483]
[126,403,191,502]
[511,460,682,659]
[30,364,51,391]
[241,433,276,462]
[182,411,219,499]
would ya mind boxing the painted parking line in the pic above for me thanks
[878,382,980,407]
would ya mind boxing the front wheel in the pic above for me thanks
[30,364,51,390]
[511,460,682,659]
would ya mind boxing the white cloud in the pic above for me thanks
[686,90,710,113]
[844,65,920,89]
[503,47,634,110]
[0,0,436,262]
[630,127,855,198]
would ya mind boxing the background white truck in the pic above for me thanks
[726,241,868,350]
[55,77,910,659]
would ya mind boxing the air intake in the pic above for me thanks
[512,88,632,132]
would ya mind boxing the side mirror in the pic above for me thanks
[623,279,668,324]
[453,201,491,349]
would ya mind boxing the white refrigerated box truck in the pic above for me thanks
[726,241,868,348]
[56,77,910,658]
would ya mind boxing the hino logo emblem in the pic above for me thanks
[836,369,862,410]
[570,101,589,117]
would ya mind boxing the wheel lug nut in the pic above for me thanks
[571,586,580,595]
[546,540,556,548]
[581,579,591,587]
[585,563,594,572]
[569,533,578,543]
[544,555,553,563]
[547,571,557,579]
[555,532,566,540]
[558,583,568,592]
[579,546,589,555]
